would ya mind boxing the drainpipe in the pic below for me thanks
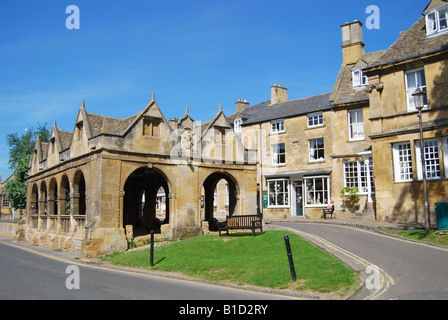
[259,122,263,216]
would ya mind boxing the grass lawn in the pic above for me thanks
[103,231,360,296]
[384,229,448,247]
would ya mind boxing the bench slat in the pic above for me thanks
[219,214,263,236]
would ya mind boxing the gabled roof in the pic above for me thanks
[201,104,232,135]
[86,111,140,137]
[229,93,332,126]
[330,50,385,106]
[423,0,448,14]
[366,17,448,70]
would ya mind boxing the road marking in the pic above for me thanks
[272,225,395,300]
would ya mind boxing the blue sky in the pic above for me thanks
[0,0,428,180]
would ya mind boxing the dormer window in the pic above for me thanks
[50,138,56,153]
[352,69,368,88]
[143,117,161,137]
[76,122,83,141]
[426,4,448,36]
[234,119,242,134]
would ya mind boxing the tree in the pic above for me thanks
[4,123,49,210]
[340,187,360,213]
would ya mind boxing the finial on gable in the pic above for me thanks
[81,99,85,109]
[151,92,155,102]
[185,105,189,116]
[219,102,222,112]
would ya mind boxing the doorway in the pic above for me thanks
[292,180,304,217]
[123,167,170,236]
[202,172,238,231]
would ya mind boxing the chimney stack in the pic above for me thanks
[341,20,365,64]
[271,84,288,105]
[235,99,250,114]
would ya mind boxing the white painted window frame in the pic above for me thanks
[308,112,324,128]
[304,176,330,208]
[426,4,448,36]
[405,68,428,112]
[267,179,290,208]
[415,139,441,181]
[272,143,286,166]
[352,69,368,88]
[309,138,325,162]
[271,119,285,134]
[348,109,365,141]
[392,142,414,182]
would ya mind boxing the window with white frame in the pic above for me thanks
[416,139,441,180]
[304,176,329,207]
[405,68,428,112]
[272,143,286,165]
[393,142,414,182]
[352,69,369,88]
[426,5,448,36]
[444,137,448,179]
[271,120,285,133]
[344,159,375,194]
[268,179,289,207]
[348,109,365,141]
[309,138,324,162]
[234,119,242,134]
[308,112,323,127]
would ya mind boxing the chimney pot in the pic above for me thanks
[271,84,288,105]
[235,99,249,113]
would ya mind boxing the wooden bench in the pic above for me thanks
[218,214,263,237]
[322,206,335,219]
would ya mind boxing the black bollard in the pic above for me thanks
[284,235,297,282]
[150,229,154,267]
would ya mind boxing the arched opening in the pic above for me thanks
[40,182,47,215]
[123,167,170,237]
[73,171,86,215]
[30,184,39,214]
[202,172,238,231]
[48,178,58,216]
[60,175,70,215]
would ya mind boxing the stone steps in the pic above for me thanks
[348,209,376,221]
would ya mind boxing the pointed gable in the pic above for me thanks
[423,0,448,13]
[74,100,93,140]
[178,105,195,130]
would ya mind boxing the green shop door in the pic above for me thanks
[293,181,303,217]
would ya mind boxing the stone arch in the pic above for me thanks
[73,170,86,215]
[30,183,39,214]
[202,171,239,230]
[39,181,48,215]
[123,166,170,237]
[59,174,71,215]
[48,178,58,216]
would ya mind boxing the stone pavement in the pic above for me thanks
[266,217,426,232]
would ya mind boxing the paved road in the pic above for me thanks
[0,239,294,301]
[271,221,448,300]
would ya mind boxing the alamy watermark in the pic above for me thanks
[65,265,80,290]
[366,5,380,30]
[66,5,80,30]
[365,265,381,290]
